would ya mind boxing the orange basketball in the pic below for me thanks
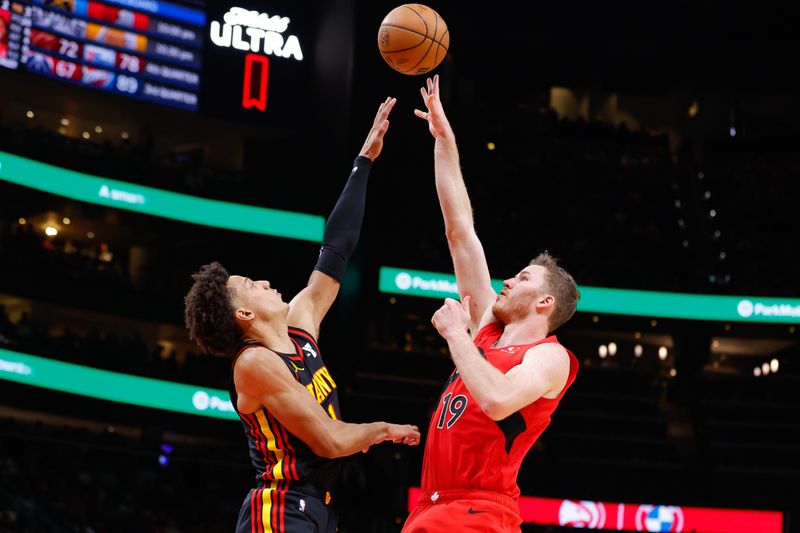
[377,4,449,75]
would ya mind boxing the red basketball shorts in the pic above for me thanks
[401,489,521,533]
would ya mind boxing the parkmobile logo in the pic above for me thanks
[635,505,684,532]
[395,272,413,290]
[737,299,754,317]
[192,390,210,410]
[394,272,458,294]
[558,499,607,528]
[209,7,303,61]
[192,391,236,413]
[737,299,800,319]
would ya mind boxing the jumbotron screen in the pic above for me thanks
[0,0,205,111]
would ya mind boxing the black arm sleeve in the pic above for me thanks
[314,156,373,282]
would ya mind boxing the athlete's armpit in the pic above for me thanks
[287,270,340,339]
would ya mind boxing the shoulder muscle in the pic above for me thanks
[519,343,570,399]
[234,347,294,395]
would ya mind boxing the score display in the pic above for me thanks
[199,0,311,124]
[2,0,315,121]
[0,0,205,111]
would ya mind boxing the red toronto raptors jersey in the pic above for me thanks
[420,321,579,499]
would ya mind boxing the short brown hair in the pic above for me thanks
[529,251,580,332]
[184,261,242,356]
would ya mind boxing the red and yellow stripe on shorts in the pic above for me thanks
[251,480,287,533]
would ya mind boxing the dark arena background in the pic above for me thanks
[1,0,799,531]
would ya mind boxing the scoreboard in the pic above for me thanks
[0,0,205,111]
[1,0,314,122]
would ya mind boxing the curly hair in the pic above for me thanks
[184,261,242,357]
[529,251,580,333]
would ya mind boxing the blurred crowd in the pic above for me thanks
[0,304,227,389]
[0,122,249,205]
[0,417,645,533]
[0,418,246,533]
[2,105,798,299]
[376,104,799,297]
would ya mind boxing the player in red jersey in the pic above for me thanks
[403,75,581,532]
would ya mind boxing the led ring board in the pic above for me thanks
[379,267,800,324]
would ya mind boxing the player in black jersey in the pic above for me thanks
[184,97,420,533]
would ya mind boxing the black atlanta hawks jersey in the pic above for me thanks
[229,327,342,494]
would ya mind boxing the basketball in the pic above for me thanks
[377,4,449,75]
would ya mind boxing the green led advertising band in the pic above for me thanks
[0,151,324,242]
[379,266,800,324]
[0,348,238,420]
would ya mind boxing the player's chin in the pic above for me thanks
[492,301,510,324]
[491,300,503,316]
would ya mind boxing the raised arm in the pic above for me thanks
[288,97,396,337]
[415,75,497,334]
[235,347,419,457]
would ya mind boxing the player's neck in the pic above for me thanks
[494,317,549,348]
[246,319,294,354]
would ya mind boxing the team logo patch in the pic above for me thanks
[558,500,606,528]
[635,505,684,532]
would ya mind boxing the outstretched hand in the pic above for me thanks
[362,423,420,453]
[385,423,420,446]
[359,96,396,161]
[414,74,451,138]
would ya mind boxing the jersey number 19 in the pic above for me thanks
[436,393,467,429]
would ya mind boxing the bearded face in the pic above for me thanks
[493,287,538,324]
[491,265,549,325]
